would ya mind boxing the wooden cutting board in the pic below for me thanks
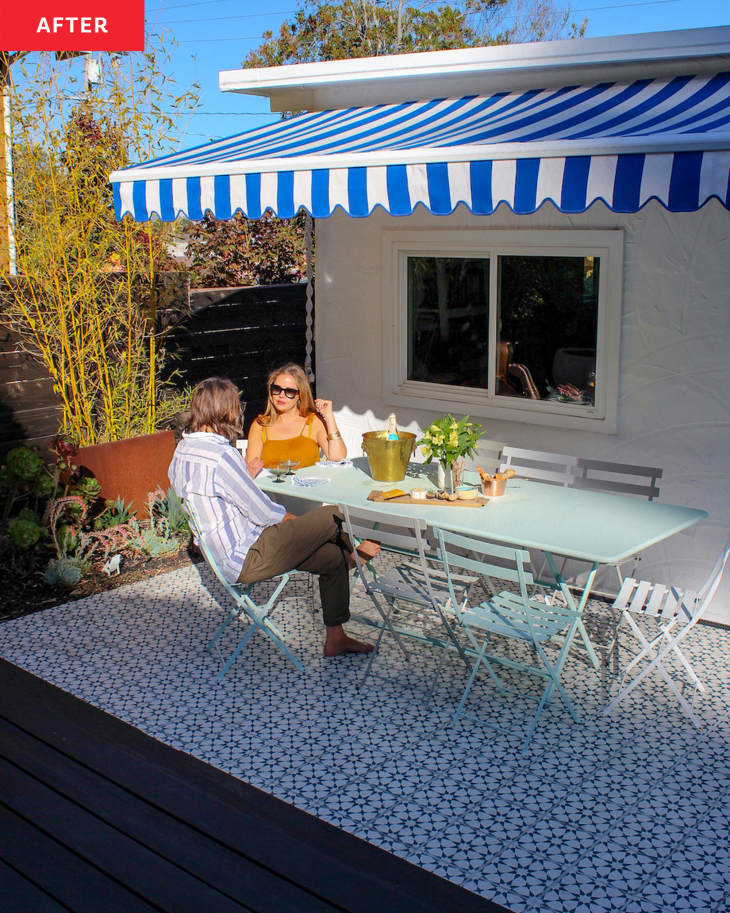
[367,489,487,507]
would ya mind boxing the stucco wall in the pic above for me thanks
[314,200,730,623]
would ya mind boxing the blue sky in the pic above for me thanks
[136,0,730,149]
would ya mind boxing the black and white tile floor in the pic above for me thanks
[1,561,729,913]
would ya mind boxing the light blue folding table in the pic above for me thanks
[258,462,707,669]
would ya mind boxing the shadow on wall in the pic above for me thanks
[0,391,29,457]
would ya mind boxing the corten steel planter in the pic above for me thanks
[74,430,176,516]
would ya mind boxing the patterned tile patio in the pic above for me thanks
[1,560,729,913]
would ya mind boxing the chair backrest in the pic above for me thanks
[338,502,433,584]
[573,457,663,501]
[461,438,505,475]
[694,542,730,619]
[183,500,242,600]
[433,527,534,611]
[499,446,577,486]
[617,542,730,625]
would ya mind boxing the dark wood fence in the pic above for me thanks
[163,282,312,435]
[0,280,311,456]
[0,325,63,455]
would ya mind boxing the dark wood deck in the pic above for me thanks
[0,659,509,913]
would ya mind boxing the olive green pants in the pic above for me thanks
[238,506,352,627]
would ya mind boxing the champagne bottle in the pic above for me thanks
[385,413,398,440]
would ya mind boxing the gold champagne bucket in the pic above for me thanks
[361,430,417,482]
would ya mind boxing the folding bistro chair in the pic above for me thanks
[604,542,730,726]
[184,502,306,680]
[499,447,578,588]
[433,527,582,755]
[572,457,664,596]
[499,446,578,487]
[339,503,474,693]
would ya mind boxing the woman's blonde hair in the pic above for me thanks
[188,377,242,443]
[257,363,316,427]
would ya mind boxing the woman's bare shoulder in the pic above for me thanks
[248,419,264,440]
[310,413,327,437]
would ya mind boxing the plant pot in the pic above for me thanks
[74,430,176,516]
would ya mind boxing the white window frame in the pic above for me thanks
[381,228,623,433]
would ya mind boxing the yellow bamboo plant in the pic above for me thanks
[0,45,198,445]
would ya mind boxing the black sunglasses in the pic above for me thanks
[270,383,298,399]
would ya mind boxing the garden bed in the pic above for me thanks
[0,547,203,623]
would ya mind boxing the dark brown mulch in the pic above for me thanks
[0,548,203,624]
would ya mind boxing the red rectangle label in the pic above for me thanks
[5,0,145,51]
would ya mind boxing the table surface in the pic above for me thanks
[257,459,707,566]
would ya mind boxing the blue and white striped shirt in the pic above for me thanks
[169,432,286,583]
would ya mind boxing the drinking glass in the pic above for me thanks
[270,463,288,483]
[281,459,300,476]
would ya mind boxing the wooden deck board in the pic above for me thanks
[0,659,509,913]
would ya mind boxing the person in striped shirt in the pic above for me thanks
[169,377,376,657]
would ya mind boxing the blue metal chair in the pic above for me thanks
[184,503,306,679]
[433,527,582,755]
[339,503,474,692]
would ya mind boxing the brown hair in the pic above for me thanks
[188,377,242,443]
[257,363,317,427]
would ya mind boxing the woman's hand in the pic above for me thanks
[314,398,334,421]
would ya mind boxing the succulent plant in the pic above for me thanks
[42,557,87,588]
[136,527,180,558]
[6,447,44,482]
[8,516,43,549]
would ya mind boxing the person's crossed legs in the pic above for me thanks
[238,505,378,656]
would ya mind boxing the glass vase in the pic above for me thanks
[437,460,454,493]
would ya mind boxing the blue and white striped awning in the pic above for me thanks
[111,73,730,221]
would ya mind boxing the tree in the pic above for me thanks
[185,212,307,288]
[244,0,585,68]
[185,0,584,287]
[0,46,199,446]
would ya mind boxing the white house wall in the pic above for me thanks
[315,199,730,624]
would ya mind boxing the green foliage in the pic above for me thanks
[1,44,199,445]
[71,476,103,505]
[134,526,181,558]
[244,0,582,70]
[418,414,483,465]
[185,212,307,288]
[6,447,43,481]
[94,496,135,529]
[8,513,44,549]
[0,446,55,524]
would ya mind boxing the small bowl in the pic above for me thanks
[411,488,427,500]
[481,477,507,497]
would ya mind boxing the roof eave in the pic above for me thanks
[219,26,730,112]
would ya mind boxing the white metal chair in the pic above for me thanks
[572,457,664,595]
[433,527,581,755]
[604,542,730,726]
[499,446,578,487]
[339,503,474,691]
[184,502,306,680]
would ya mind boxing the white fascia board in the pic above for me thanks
[219,26,730,112]
[110,132,730,183]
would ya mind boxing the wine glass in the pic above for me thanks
[269,463,288,484]
[281,459,300,476]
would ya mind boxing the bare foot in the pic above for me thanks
[347,539,381,569]
[323,633,375,657]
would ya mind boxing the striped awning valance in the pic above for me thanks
[111,73,730,221]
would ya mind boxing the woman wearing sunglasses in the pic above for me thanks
[246,362,346,476]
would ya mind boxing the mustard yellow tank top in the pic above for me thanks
[260,414,321,468]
